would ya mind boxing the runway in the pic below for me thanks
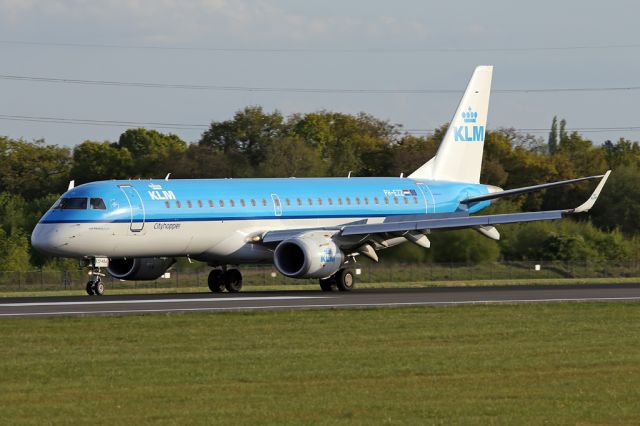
[2,283,640,318]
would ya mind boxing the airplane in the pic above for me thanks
[31,65,611,296]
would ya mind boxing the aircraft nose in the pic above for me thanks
[31,223,69,255]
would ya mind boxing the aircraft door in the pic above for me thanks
[119,185,146,232]
[271,193,283,216]
[416,183,436,214]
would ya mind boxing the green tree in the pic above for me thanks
[602,138,640,169]
[291,111,395,176]
[548,116,558,154]
[559,118,569,146]
[590,165,640,235]
[0,137,71,199]
[71,141,134,184]
[429,230,501,263]
[117,128,187,178]
[259,136,325,177]
[170,145,245,179]
[199,106,287,167]
[0,228,31,271]
[390,133,440,177]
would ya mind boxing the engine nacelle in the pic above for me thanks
[107,257,175,281]
[273,232,344,278]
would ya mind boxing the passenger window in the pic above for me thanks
[328,198,333,206]
[187,200,193,208]
[262,199,268,207]
[317,197,323,206]
[240,199,246,207]
[384,197,389,205]
[404,197,409,204]
[229,200,235,207]
[297,198,302,206]
[58,197,88,210]
[337,198,343,205]
[346,197,351,205]
[355,197,361,205]
[413,196,418,204]
[308,198,313,206]
[394,197,399,204]
[285,198,291,206]
[364,197,369,205]
[198,200,203,208]
[89,198,106,210]
[251,199,256,207]
[209,200,214,207]
[176,201,182,208]
[374,197,379,204]
[165,201,170,208]
[219,200,224,207]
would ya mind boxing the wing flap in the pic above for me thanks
[340,210,563,236]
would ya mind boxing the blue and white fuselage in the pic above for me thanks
[32,177,491,262]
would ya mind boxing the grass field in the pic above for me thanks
[1,303,640,424]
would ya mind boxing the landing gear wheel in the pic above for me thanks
[86,281,95,296]
[336,269,355,292]
[92,279,105,296]
[224,269,243,293]
[319,276,337,292]
[208,269,225,293]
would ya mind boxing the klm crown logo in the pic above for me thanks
[462,108,478,123]
[454,107,484,142]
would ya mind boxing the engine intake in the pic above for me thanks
[107,257,175,281]
[274,232,344,278]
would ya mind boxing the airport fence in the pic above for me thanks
[1,260,640,293]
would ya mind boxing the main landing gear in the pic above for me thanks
[319,268,355,292]
[86,268,106,296]
[208,268,243,293]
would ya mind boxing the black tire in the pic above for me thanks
[336,269,355,292]
[224,269,243,293]
[208,269,225,293]
[93,279,105,296]
[319,276,337,292]
[86,281,95,296]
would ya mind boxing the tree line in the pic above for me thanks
[1,107,639,270]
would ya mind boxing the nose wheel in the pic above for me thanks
[86,267,106,296]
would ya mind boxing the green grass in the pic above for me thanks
[1,303,640,424]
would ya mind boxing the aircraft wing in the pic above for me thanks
[261,171,610,245]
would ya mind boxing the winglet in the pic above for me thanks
[572,170,611,213]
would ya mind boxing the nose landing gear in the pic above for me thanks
[86,268,106,296]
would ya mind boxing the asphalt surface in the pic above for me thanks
[1,283,640,318]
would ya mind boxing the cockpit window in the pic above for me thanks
[58,197,88,210]
[90,198,106,210]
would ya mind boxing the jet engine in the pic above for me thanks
[107,257,175,281]
[273,232,344,278]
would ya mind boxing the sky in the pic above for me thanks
[0,0,639,147]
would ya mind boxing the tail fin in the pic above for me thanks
[409,65,493,183]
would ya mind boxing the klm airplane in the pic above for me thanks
[31,66,610,295]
